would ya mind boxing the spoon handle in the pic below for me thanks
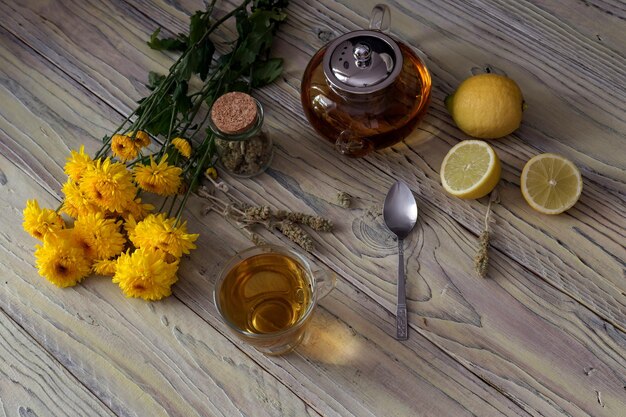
[396,238,408,340]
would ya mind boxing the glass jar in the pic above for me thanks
[208,97,273,178]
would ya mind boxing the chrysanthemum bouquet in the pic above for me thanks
[24,145,197,300]
[22,0,289,300]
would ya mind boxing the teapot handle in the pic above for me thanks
[369,4,391,33]
[335,130,373,157]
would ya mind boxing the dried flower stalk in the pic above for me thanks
[198,175,332,251]
[274,210,333,232]
[474,189,499,278]
[275,220,314,251]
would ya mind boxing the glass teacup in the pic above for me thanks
[213,245,335,355]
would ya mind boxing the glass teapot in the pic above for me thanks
[301,4,431,157]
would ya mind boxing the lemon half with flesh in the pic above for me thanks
[521,153,582,214]
[440,140,501,199]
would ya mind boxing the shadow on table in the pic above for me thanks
[295,311,361,366]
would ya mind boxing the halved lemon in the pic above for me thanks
[520,153,582,214]
[440,140,501,199]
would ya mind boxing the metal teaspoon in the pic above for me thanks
[383,180,418,340]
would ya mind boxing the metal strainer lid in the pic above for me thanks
[322,30,403,95]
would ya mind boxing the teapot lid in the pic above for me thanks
[322,30,403,95]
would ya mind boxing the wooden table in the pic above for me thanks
[1,1,624,416]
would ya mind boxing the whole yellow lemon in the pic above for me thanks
[446,73,524,139]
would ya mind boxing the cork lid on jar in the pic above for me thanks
[210,92,258,134]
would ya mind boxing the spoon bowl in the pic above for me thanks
[384,181,418,239]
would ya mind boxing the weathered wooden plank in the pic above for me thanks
[1,6,625,417]
[0,23,528,417]
[524,0,625,55]
[4,0,622,334]
[250,144,626,416]
[280,0,626,327]
[90,1,622,414]
[2,0,620,412]
[274,0,626,327]
[0,309,116,417]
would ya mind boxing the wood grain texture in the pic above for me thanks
[0,18,529,417]
[42,2,623,412]
[0,156,320,417]
[277,0,626,329]
[0,309,115,417]
[6,0,622,331]
[0,0,625,416]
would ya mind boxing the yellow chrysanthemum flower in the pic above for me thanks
[123,214,138,236]
[119,198,154,222]
[80,158,136,213]
[111,134,140,162]
[61,180,101,218]
[113,248,178,301]
[35,229,91,287]
[205,166,218,180]
[133,155,182,196]
[129,213,198,258]
[93,258,117,276]
[23,199,65,240]
[64,145,93,182]
[73,212,125,260]
[129,130,151,148]
[172,137,192,158]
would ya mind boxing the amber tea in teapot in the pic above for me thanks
[301,4,431,157]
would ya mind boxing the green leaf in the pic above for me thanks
[147,27,188,51]
[235,9,251,38]
[176,53,195,81]
[173,81,192,113]
[250,58,283,88]
[197,39,215,81]
[147,71,166,90]
[139,97,175,137]
[133,0,290,188]
[189,11,207,44]
[228,80,252,93]
[180,39,215,82]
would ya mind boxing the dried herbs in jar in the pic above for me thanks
[208,92,273,178]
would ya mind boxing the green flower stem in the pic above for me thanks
[175,134,214,224]
[158,196,170,213]
[156,105,179,161]
[172,67,224,138]
[167,194,179,217]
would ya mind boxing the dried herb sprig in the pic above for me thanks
[274,210,333,232]
[198,177,332,251]
[336,191,352,208]
[275,220,314,251]
[474,189,500,277]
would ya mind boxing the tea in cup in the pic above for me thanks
[214,245,335,355]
